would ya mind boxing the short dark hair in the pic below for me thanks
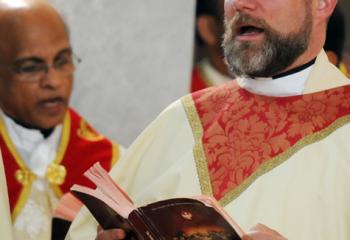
[324,5,346,61]
[195,0,222,46]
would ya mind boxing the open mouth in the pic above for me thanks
[237,25,264,36]
[41,97,64,104]
[39,97,66,109]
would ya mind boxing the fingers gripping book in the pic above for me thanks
[71,162,243,240]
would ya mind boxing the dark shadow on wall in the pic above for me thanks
[339,1,349,54]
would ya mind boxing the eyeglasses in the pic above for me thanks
[11,53,81,82]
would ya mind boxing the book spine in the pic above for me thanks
[128,209,160,240]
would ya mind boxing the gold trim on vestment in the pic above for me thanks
[111,143,120,167]
[51,113,70,197]
[0,116,34,220]
[219,115,350,205]
[181,95,213,197]
[182,95,350,206]
[11,178,33,221]
[77,120,104,142]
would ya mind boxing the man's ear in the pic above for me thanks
[197,15,219,46]
[316,0,337,19]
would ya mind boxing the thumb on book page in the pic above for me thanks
[242,224,287,240]
[96,225,126,240]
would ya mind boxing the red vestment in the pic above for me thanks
[0,108,119,219]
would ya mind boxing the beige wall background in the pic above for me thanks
[49,0,196,146]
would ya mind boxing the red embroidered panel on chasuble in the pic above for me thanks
[189,81,350,201]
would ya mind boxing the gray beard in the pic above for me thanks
[222,13,312,78]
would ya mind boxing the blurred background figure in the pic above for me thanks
[324,5,350,77]
[0,1,120,239]
[190,0,232,92]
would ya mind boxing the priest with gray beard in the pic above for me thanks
[67,0,350,239]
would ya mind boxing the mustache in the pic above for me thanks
[224,12,270,35]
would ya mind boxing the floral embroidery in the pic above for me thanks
[192,82,350,200]
[287,89,342,137]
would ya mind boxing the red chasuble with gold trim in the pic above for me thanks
[0,108,118,219]
[184,81,350,204]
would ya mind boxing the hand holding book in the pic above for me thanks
[71,163,287,240]
[71,162,244,239]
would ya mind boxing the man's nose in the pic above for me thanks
[225,0,257,15]
[40,68,63,89]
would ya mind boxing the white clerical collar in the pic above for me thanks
[199,59,232,86]
[236,61,316,97]
[1,112,62,177]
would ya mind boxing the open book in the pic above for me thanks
[71,163,243,240]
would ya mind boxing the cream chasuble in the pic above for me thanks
[0,154,13,239]
[67,50,350,239]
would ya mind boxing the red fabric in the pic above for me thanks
[59,109,114,193]
[191,81,350,200]
[0,137,21,213]
[0,108,115,214]
[190,68,209,93]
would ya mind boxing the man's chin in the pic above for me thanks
[229,54,267,77]
[32,115,66,130]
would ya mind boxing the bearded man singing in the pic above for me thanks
[68,0,350,239]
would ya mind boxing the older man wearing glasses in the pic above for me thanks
[0,1,121,239]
